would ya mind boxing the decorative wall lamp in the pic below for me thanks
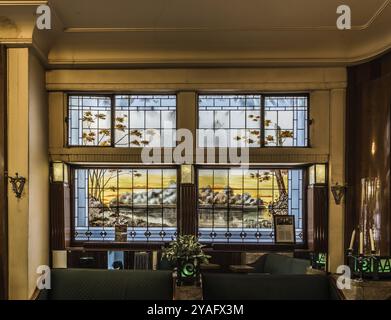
[308,164,327,185]
[331,183,346,205]
[8,173,26,198]
[51,161,69,183]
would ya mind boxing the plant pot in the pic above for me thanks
[176,260,200,286]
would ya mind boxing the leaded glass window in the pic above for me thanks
[68,95,176,147]
[198,94,309,148]
[197,168,303,243]
[264,96,308,147]
[115,95,176,147]
[74,168,177,242]
[198,95,262,147]
[68,96,112,146]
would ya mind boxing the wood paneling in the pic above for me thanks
[179,184,197,236]
[307,186,328,253]
[346,51,391,255]
[0,45,8,300]
[50,183,71,250]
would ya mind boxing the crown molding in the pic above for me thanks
[45,67,347,92]
[64,0,390,33]
[0,1,47,5]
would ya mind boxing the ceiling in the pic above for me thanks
[4,0,391,67]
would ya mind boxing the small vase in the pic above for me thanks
[176,260,199,286]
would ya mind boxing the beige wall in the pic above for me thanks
[7,48,49,299]
[27,51,49,296]
[7,48,29,300]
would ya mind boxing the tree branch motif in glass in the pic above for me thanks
[74,168,177,242]
[115,95,176,148]
[264,96,308,147]
[198,95,261,147]
[197,168,303,243]
[68,96,112,146]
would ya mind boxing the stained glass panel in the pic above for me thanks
[264,96,308,147]
[198,95,262,147]
[115,95,176,148]
[197,168,303,243]
[68,96,112,146]
[74,168,177,242]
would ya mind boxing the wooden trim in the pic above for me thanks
[179,184,197,236]
[329,276,346,300]
[307,185,329,253]
[0,45,8,300]
[50,182,71,251]
[29,288,41,301]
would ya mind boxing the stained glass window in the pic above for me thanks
[115,95,176,147]
[198,95,262,147]
[68,95,176,147]
[197,168,303,243]
[74,168,177,242]
[68,96,112,146]
[264,96,308,147]
[198,94,308,148]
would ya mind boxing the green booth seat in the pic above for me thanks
[249,253,311,274]
[202,273,343,300]
[37,269,173,300]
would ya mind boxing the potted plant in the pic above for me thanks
[162,235,210,286]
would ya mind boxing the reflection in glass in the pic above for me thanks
[197,168,303,243]
[74,168,177,242]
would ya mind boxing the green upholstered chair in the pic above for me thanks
[249,253,310,274]
[38,269,173,300]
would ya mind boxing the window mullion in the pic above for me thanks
[111,94,115,147]
[261,95,266,148]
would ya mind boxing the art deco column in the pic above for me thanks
[50,161,70,268]
[307,164,329,270]
[179,165,197,236]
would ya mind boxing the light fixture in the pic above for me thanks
[181,164,194,184]
[309,164,327,185]
[331,183,346,205]
[51,161,68,183]
[8,173,26,198]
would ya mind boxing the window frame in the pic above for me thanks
[196,92,310,149]
[69,164,180,247]
[195,164,308,249]
[66,92,178,148]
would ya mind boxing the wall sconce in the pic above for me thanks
[331,183,346,205]
[8,173,26,198]
[181,164,194,184]
[309,164,327,185]
[51,161,69,183]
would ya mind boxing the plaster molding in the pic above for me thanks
[45,68,347,91]
[64,0,390,33]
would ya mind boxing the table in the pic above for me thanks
[200,263,221,272]
[229,265,255,273]
[332,274,391,300]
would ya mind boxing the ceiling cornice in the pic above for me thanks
[64,0,391,33]
[0,1,47,5]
